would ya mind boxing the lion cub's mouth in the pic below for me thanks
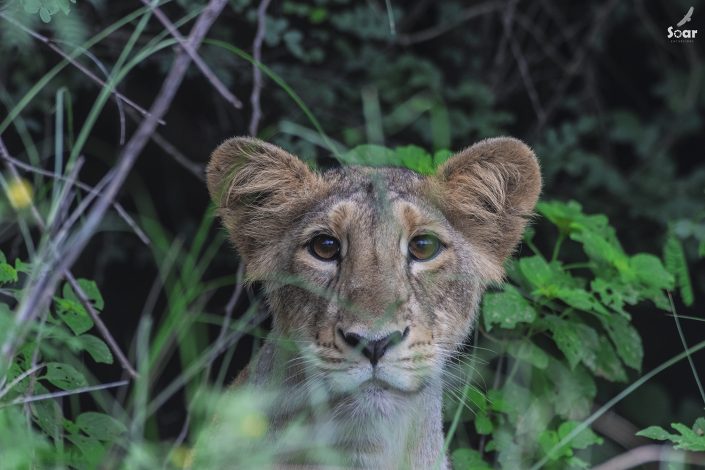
[359,377,420,396]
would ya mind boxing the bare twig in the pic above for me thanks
[532,0,619,134]
[248,0,272,136]
[0,12,164,126]
[140,0,242,109]
[396,2,500,45]
[501,0,545,121]
[1,0,229,378]
[0,380,129,408]
[150,129,205,180]
[592,409,646,450]
[591,445,705,470]
[219,264,245,349]
[0,363,46,400]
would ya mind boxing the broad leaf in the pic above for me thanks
[76,412,127,441]
[55,298,93,336]
[42,363,87,390]
[77,335,113,364]
[482,285,536,331]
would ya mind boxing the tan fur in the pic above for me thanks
[206,137,541,469]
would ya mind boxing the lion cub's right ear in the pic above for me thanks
[206,137,326,274]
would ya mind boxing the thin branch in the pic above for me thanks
[0,12,164,126]
[501,0,545,121]
[0,380,129,408]
[0,363,46,400]
[140,0,242,109]
[591,445,705,470]
[532,0,619,134]
[0,151,150,244]
[248,0,272,136]
[396,2,500,46]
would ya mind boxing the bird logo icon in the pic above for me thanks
[677,6,694,27]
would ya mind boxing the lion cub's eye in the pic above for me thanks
[408,234,441,261]
[309,234,341,261]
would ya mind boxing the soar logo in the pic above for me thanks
[667,6,698,42]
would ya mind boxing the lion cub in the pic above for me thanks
[206,137,541,469]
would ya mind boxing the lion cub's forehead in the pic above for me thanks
[305,166,442,235]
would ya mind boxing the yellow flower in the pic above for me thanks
[5,177,33,210]
[240,411,268,439]
[171,446,194,469]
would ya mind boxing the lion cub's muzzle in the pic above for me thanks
[337,327,410,366]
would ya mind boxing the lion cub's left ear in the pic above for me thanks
[429,137,542,281]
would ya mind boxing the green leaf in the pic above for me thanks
[55,298,93,336]
[547,359,596,420]
[601,315,643,371]
[537,200,585,234]
[543,316,598,369]
[63,279,104,311]
[42,362,87,390]
[474,411,493,435]
[482,285,536,331]
[487,389,511,414]
[637,420,705,452]
[558,421,603,449]
[340,145,395,167]
[77,334,113,364]
[451,448,492,470]
[14,258,31,274]
[432,149,453,168]
[76,412,127,441]
[663,234,694,306]
[65,433,106,467]
[506,340,549,369]
[538,430,571,460]
[630,253,674,291]
[589,335,628,382]
[395,145,434,175]
[30,384,63,437]
[0,261,17,285]
[518,256,555,289]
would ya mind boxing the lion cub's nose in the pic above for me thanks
[338,327,410,366]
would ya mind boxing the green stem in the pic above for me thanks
[551,232,565,262]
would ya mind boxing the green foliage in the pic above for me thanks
[0,249,123,469]
[664,233,694,306]
[440,194,686,467]
[637,418,705,451]
[19,0,76,23]
[339,144,451,174]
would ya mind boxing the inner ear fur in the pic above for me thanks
[429,137,542,281]
[206,137,326,275]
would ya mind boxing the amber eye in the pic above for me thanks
[309,234,341,261]
[408,234,441,261]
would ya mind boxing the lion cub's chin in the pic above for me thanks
[324,365,429,398]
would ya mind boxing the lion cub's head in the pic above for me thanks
[207,137,540,398]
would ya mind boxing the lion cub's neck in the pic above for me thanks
[248,340,448,469]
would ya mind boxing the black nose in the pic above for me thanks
[338,328,410,366]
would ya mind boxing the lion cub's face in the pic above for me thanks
[207,137,541,399]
